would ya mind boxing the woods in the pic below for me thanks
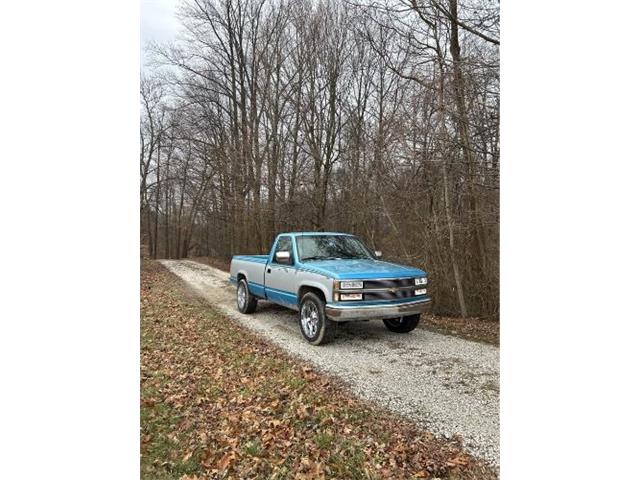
[140,0,500,318]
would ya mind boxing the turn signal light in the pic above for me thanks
[340,293,363,301]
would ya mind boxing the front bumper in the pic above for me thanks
[325,297,432,322]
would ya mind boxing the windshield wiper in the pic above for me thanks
[301,256,339,261]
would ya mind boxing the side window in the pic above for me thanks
[272,236,293,264]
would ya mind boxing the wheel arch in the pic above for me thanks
[298,283,329,306]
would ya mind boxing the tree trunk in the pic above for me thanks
[442,162,468,317]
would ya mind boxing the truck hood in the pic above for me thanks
[299,259,426,280]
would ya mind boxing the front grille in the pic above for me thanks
[363,278,414,289]
[364,289,415,301]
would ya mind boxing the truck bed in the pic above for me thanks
[230,255,270,300]
[232,255,269,264]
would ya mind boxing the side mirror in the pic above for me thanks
[374,250,382,259]
[275,251,291,264]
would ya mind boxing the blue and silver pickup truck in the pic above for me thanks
[230,232,431,345]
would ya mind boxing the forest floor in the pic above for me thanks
[141,260,497,479]
[190,256,499,346]
[421,315,499,346]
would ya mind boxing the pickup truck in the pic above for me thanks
[229,232,431,345]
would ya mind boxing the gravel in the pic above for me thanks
[159,259,500,467]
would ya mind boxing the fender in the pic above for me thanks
[297,278,332,305]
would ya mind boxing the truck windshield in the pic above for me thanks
[297,235,374,261]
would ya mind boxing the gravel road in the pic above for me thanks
[159,259,500,466]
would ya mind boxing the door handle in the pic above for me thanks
[267,268,271,274]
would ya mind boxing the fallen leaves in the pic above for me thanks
[422,313,500,346]
[446,454,470,468]
[140,260,496,479]
[217,451,237,471]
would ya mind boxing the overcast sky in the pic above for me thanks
[140,0,181,70]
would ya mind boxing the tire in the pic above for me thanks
[298,292,336,345]
[383,314,421,333]
[237,278,258,314]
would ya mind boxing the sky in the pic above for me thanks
[140,0,181,71]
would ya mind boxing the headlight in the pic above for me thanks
[340,293,363,301]
[415,288,427,296]
[340,280,363,289]
[414,277,427,286]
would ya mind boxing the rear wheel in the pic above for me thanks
[237,279,257,314]
[298,292,336,345]
[383,314,420,333]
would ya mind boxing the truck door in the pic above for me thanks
[264,235,298,307]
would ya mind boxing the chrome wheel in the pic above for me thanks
[237,283,247,310]
[300,300,319,338]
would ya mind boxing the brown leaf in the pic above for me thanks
[200,448,215,468]
[446,454,468,467]
[217,451,235,471]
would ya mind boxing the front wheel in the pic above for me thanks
[383,314,420,333]
[237,279,258,314]
[298,292,336,345]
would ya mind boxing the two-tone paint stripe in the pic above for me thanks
[264,286,298,306]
